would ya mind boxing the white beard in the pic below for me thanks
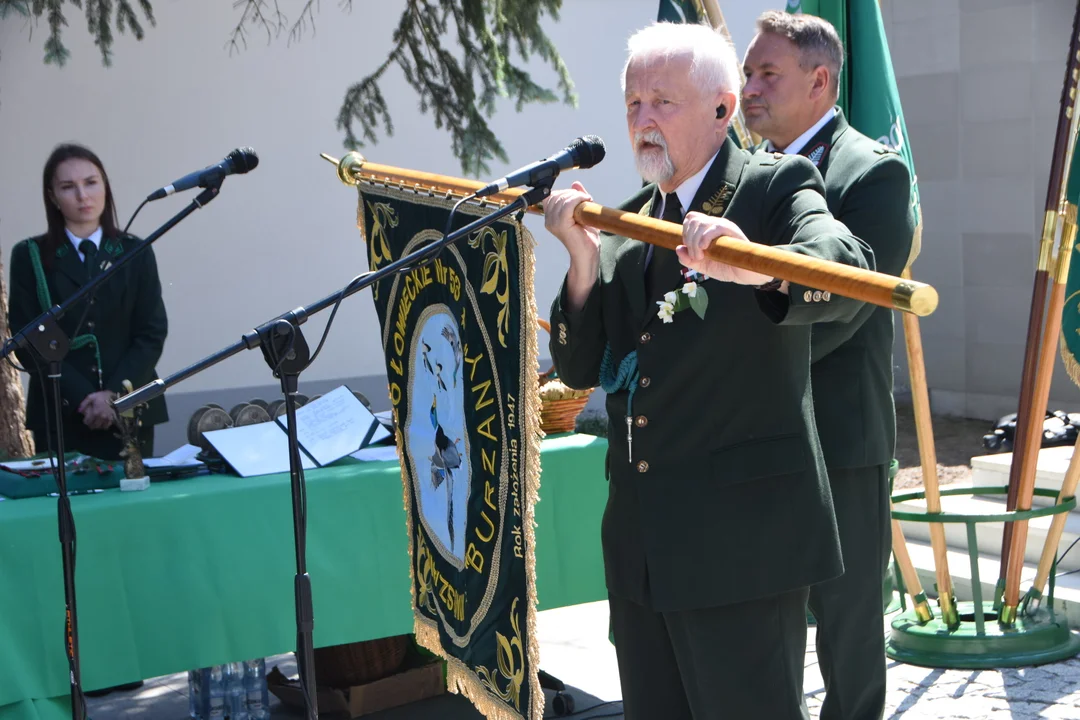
[633,130,676,184]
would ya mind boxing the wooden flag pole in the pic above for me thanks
[891,512,934,623]
[1025,431,1080,614]
[1002,200,1080,624]
[998,2,1080,600]
[322,152,939,316]
[901,268,958,627]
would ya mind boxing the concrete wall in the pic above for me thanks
[882,0,1080,421]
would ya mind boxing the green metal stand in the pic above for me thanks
[886,485,1080,668]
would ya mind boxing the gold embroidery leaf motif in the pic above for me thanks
[415,529,439,614]
[475,597,525,711]
[701,185,734,216]
[469,228,511,348]
[367,201,399,300]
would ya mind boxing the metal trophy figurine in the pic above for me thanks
[117,379,149,490]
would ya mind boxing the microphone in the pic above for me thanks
[474,136,605,197]
[147,147,259,201]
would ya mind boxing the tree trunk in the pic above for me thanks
[0,243,34,459]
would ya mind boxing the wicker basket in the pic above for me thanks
[538,393,591,434]
[312,634,410,688]
[537,319,593,434]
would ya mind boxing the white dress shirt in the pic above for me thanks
[766,107,838,155]
[65,227,103,262]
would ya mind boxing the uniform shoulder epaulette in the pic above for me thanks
[753,151,786,167]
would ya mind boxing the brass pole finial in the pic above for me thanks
[320,151,367,186]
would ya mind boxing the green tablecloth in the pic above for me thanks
[0,434,609,720]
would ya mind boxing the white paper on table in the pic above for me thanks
[203,422,317,478]
[144,443,204,468]
[350,445,401,463]
[278,385,392,467]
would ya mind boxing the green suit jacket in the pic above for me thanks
[549,139,875,611]
[796,110,915,470]
[7,234,169,440]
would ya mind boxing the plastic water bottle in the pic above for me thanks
[187,669,202,719]
[207,665,226,720]
[226,662,249,720]
[244,658,270,720]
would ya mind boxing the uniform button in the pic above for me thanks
[636,460,649,473]
[640,332,652,344]
[634,415,648,428]
[87,321,95,330]
[90,365,98,374]
[639,376,651,388]
[812,290,822,302]
[803,290,812,303]
[822,291,831,302]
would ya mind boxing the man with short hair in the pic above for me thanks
[543,20,875,720]
[743,11,916,720]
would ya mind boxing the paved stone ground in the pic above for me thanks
[806,635,1080,720]
[83,600,1080,719]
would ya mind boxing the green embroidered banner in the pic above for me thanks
[358,184,543,720]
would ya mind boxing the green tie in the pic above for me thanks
[79,239,98,279]
[645,193,683,299]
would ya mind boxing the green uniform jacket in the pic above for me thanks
[799,110,915,469]
[7,234,169,440]
[549,139,875,611]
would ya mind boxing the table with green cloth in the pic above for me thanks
[0,433,609,720]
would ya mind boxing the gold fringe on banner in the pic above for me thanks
[1059,328,1080,388]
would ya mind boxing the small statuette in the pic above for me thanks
[117,380,149,490]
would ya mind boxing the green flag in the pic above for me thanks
[657,0,702,24]
[792,0,922,259]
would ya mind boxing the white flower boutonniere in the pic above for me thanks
[655,271,709,323]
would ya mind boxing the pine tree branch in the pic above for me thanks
[16,0,154,66]
[0,1,32,19]
[227,0,286,54]
[335,0,577,177]
[13,0,577,177]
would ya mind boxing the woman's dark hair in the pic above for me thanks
[39,143,120,266]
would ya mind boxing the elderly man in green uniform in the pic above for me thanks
[742,11,916,720]
[543,21,875,720]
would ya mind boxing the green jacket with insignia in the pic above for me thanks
[548,138,875,611]
[7,233,169,441]
[796,109,915,470]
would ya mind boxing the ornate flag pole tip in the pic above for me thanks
[321,151,367,186]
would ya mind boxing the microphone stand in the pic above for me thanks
[114,180,554,720]
[0,182,222,720]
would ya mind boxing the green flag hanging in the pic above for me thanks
[358,184,544,720]
[792,0,922,264]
